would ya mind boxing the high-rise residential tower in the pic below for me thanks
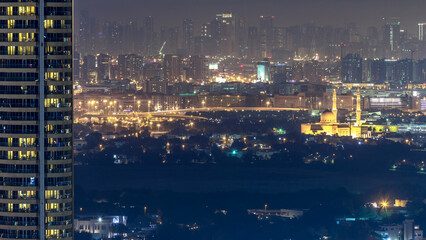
[215,13,236,56]
[259,16,274,58]
[341,53,363,83]
[164,54,183,82]
[144,16,154,55]
[418,23,426,41]
[0,0,73,239]
[183,19,194,55]
[383,18,401,58]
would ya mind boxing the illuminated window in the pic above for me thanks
[17,46,34,55]
[18,6,35,16]
[46,229,59,238]
[44,20,54,29]
[19,203,30,210]
[45,98,68,107]
[18,151,37,160]
[7,33,13,42]
[46,203,59,211]
[45,190,59,199]
[19,33,35,42]
[8,20,15,29]
[45,216,53,223]
[18,190,35,199]
[6,7,13,16]
[46,124,53,132]
[45,72,59,81]
[8,46,15,55]
[19,138,35,147]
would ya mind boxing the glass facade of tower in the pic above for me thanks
[0,0,73,239]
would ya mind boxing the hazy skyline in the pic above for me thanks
[78,0,426,34]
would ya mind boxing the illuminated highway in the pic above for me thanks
[77,107,308,120]
[146,107,309,115]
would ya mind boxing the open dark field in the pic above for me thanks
[75,164,426,194]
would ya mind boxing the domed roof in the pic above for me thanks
[321,110,336,123]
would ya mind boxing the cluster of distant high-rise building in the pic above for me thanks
[76,12,426,61]
[78,53,209,87]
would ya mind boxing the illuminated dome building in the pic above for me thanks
[320,110,337,123]
[301,89,371,138]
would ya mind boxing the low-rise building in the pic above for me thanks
[75,216,128,239]
[248,209,304,220]
[375,224,403,240]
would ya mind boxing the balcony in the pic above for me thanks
[0,220,37,226]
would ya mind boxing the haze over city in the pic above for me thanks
[1,0,426,240]
[78,0,426,33]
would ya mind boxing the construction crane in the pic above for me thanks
[159,41,167,57]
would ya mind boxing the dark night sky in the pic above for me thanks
[77,0,426,34]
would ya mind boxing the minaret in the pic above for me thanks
[356,90,362,126]
[332,89,338,123]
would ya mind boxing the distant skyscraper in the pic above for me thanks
[111,22,123,55]
[366,26,380,58]
[97,54,112,81]
[393,59,413,86]
[74,52,81,82]
[416,59,426,83]
[259,16,274,58]
[248,27,259,59]
[383,18,401,58]
[118,55,143,81]
[215,13,236,56]
[188,55,209,83]
[160,26,179,55]
[341,54,363,83]
[200,22,217,56]
[122,21,138,54]
[143,62,163,81]
[419,23,426,41]
[88,15,99,54]
[257,59,271,82]
[82,55,97,84]
[0,1,74,239]
[369,59,386,83]
[304,60,322,82]
[236,16,247,57]
[144,16,155,55]
[183,19,194,55]
[78,10,89,54]
[271,63,289,86]
[164,54,183,82]
[292,61,304,81]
